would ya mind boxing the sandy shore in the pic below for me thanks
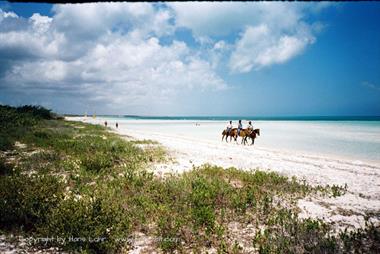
[68,117,380,230]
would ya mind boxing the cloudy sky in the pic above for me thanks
[0,2,379,116]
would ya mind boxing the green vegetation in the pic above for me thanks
[0,105,378,253]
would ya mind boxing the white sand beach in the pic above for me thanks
[68,117,380,230]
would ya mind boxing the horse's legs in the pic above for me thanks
[251,138,255,146]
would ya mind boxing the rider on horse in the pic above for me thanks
[226,120,233,135]
[247,121,253,133]
[237,120,243,136]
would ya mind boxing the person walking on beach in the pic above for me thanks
[116,122,118,128]
[104,121,107,127]
[237,120,243,136]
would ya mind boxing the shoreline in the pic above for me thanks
[67,116,380,166]
[68,116,380,230]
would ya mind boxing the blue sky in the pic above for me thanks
[0,2,379,116]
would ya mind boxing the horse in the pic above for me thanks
[243,129,260,145]
[221,128,235,142]
[228,128,253,145]
[244,129,260,145]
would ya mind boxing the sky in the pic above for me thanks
[0,2,379,116]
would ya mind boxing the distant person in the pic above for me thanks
[116,122,118,128]
[237,120,243,136]
[104,121,107,127]
[226,120,233,135]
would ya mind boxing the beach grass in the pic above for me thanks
[0,105,379,253]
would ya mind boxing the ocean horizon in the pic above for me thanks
[68,115,380,121]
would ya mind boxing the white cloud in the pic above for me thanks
[0,4,226,113]
[0,9,18,20]
[169,2,324,72]
[168,2,304,38]
[229,23,315,72]
[52,3,174,41]
[0,2,335,113]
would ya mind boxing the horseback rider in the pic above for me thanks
[237,120,243,136]
[247,121,253,133]
[226,120,233,135]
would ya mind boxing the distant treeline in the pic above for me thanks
[0,105,61,122]
[0,105,62,150]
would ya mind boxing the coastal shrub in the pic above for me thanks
[40,192,130,253]
[156,207,182,251]
[0,105,58,144]
[18,151,63,174]
[0,134,13,150]
[0,105,58,152]
[253,208,339,253]
[331,184,348,198]
[0,157,13,175]
[0,173,64,231]
[340,220,380,253]
[80,152,114,172]
[188,173,233,230]
[16,105,56,120]
[130,139,159,145]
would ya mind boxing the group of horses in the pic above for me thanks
[221,128,260,145]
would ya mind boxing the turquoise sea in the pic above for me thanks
[95,116,380,163]
[102,115,380,121]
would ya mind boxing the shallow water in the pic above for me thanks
[95,118,380,163]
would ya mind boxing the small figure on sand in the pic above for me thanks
[116,122,118,128]
[104,121,108,127]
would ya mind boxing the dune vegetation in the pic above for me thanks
[0,105,379,253]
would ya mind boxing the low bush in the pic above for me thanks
[0,173,64,231]
[40,191,130,253]
[253,208,339,253]
[0,134,14,151]
[340,220,380,253]
[0,157,13,175]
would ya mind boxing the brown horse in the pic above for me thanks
[243,129,260,145]
[228,128,253,145]
[221,128,235,142]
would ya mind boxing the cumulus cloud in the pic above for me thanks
[169,2,303,38]
[229,23,315,72]
[169,2,324,72]
[0,3,226,113]
[0,2,334,113]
